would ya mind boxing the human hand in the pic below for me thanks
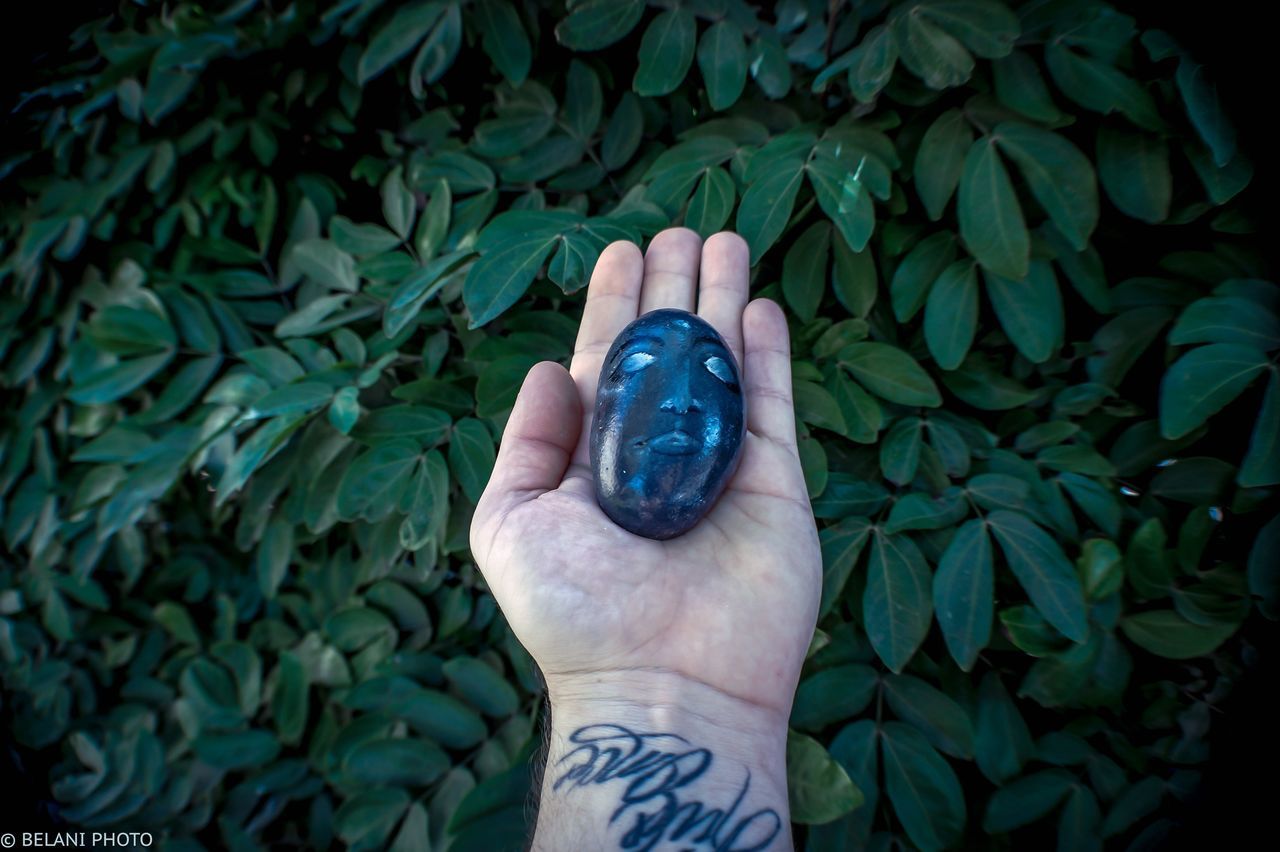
[469,228,821,848]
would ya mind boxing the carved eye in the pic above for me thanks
[619,351,656,373]
[705,355,736,386]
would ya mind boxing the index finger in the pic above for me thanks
[567,240,644,468]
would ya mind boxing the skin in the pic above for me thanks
[469,228,822,849]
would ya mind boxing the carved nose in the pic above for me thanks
[660,369,700,414]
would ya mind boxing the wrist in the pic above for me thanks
[535,668,794,851]
[546,667,791,753]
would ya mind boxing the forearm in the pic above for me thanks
[533,670,794,852]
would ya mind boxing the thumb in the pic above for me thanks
[471,360,583,561]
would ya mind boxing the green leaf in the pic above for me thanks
[864,532,933,673]
[399,689,488,749]
[883,673,974,759]
[988,510,1088,642]
[792,664,878,732]
[1186,143,1252,205]
[381,166,415,239]
[248,382,333,419]
[819,516,874,618]
[918,0,1019,59]
[807,153,876,253]
[1169,297,1280,349]
[563,59,602,140]
[915,110,972,221]
[86,305,176,355]
[839,342,942,407]
[750,31,792,99]
[415,179,451,259]
[291,238,359,292]
[357,1,446,85]
[924,260,979,370]
[1240,370,1280,487]
[893,9,974,90]
[800,434,828,499]
[442,656,519,717]
[880,417,923,486]
[1097,128,1171,223]
[684,166,735,239]
[1045,44,1162,130]
[994,122,1098,250]
[983,769,1075,832]
[272,652,309,745]
[1101,777,1165,838]
[881,721,966,851]
[1126,517,1173,600]
[697,21,748,111]
[461,215,570,328]
[67,351,174,405]
[325,606,395,652]
[215,415,304,507]
[409,0,462,92]
[992,50,1064,123]
[1158,343,1269,439]
[336,440,421,522]
[346,737,450,787]
[334,789,411,848]
[1177,59,1235,167]
[832,235,878,317]
[782,222,832,323]
[353,405,452,446]
[974,672,1033,784]
[475,0,531,86]
[847,24,897,102]
[602,93,644,171]
[1058,784,1102,851]
[736,158,805,264]
[787,730,863,825]
[795,380,848,436]
[959,137,1028,279]
[822,720,880,846]
[155,601,201,646]
[555,0,644,51]
[933,519,993,671]
[984,261,1063,364]
[256,518,293,599]
[193,730,281,771]
[633,9,696,96]
[1120,610,1236,659]
[449,418,496,503]
[885,487,967,532]
[891,231,956,323]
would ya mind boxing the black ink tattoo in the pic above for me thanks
[550,723,783,851]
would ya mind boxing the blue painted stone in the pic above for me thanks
[591,308,746,540]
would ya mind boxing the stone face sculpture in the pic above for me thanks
[591,308,746,540]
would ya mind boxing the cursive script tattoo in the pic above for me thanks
[550,723,783,851]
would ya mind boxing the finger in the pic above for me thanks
[638,227,702,315]
[472,361,583,564]
[568,240,644,469]
[741,298,799,454]
[696,231,749,369]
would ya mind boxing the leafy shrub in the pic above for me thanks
[1,0,1275,849]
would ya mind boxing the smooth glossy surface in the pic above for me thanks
[591,308,745,540]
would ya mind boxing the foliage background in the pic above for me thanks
[1,0,1277,849]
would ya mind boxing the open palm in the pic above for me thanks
[469,229,821,719]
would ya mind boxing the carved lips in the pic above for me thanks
[591,308,746,540]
